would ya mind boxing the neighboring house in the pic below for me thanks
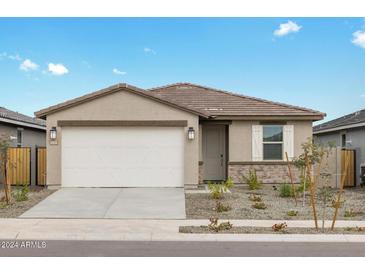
[35,83,324,189]
[0,107,46,185]
[313,108,365,186]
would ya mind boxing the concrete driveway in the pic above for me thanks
[20,188,186,219]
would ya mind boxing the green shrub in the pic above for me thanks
[207,177,235,200]
[344,209,356,218]
[279,183,295,198]
[0,202,7,209]
[241,169,262,190]
[287,210,298,217]
[296,180,309,193]
[208,183,223,199]
[252,202,267,210]
[14,183,29,202]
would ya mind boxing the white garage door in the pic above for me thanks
[61,127,184,187]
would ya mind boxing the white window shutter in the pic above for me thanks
[283,125,294,160]
[252,125,263,161]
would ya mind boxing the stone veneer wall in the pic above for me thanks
[228,162,301,184]
[198,162,204,184]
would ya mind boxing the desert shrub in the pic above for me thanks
[14,183,29,202]
[331,199,344,208]
[287,210,298,217]
[252,202,267,210]
[208,183,223,199]
[345,226,365,232]
[296,180,309,193]
[241,169,262,190]
[208,217,233,232]
[279,183,295,198]
[272,222,288,232]
[248,194,262,202]
[214,201,231,213]
[344,209,357,218]
[207,177,235,200]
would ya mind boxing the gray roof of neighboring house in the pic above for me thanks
[313,108,365,134]
[35,82,325,120]
[0,107,46,129]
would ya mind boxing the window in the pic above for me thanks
[341,134,346,148]
[17,128,23,147]
[263,125,283,160]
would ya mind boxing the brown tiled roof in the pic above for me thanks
[0,107,46,128]
[35,82,325,120]
[149,83,325,119]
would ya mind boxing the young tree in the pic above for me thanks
[293,138,334,230]
[0,134,11,204]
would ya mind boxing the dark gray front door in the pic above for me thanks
[203,125,226,181]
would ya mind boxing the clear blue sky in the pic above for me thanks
[1,18,365,124]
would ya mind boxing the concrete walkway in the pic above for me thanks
[20,188,186,219]
[2,219,365,242]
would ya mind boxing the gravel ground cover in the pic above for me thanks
[179,225,365,234]
[185,184,365,220]
[0,188,55,218]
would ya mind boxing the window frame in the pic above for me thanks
[17,128,23,148]
[262,125,284,161]
[341,133,346,148]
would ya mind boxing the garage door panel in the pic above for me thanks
[61,127,184,187]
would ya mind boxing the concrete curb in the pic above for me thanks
[1,218,365,242]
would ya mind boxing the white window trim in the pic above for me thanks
[262,125,284,161]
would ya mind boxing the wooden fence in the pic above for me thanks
[341,149,355,187]
[6,147,31,185]
[36,147,47,186]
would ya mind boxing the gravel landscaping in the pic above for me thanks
[0,187,55,218]
[179,225,365,234]
[185,184,365,220]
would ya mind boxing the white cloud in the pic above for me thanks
[361,94,365,98]
[112,68,126,75]
[19,59,38,71]
[1,52,22,61]
[8,54,22,61]
[48,63,69,76]
[274,20,302,37]
[144,47,156,54]
[352,31,365,49]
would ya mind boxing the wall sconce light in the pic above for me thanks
[188,127,195,140]
[50,127,57,141]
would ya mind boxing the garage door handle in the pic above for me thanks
[220,154,223,166]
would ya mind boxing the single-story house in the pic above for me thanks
[35,83,325,189]
[314,108,365,186]
[0,107,46,185]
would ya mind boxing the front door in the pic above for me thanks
[203,125,226,181]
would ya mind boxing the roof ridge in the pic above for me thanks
[35,82,210,118]
[149,82,325,116]
[314,107,365,131]
[0,106,46,127]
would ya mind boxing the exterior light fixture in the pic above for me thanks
[188,127,195,140]
[50,127,57,141]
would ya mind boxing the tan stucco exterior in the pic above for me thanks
[228,120,313,162]
[43,85,315,187]
[46,89,199,188]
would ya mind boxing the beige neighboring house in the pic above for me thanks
[35,83,325,189]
